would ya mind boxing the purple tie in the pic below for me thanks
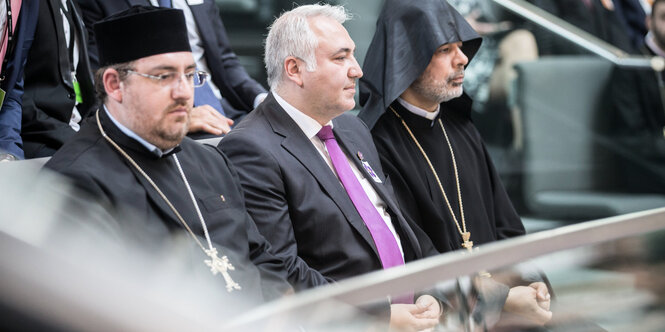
[317,126,412,303]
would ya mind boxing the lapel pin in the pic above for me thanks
[357,151,364,160]
[220,195,226,203]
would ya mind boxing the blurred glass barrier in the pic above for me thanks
[214,0,664,230]
[227,207,665,331]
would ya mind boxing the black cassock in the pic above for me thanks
[370,99,525,253]
[358,0,523,254]
[44,110,326,311]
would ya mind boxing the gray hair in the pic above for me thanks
[264,4,350,90]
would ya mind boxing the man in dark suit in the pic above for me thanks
[614,0,648,49]
[0,0,38,160]
[608,0,665,193]
[20,0,96,158]
[219,4,442,330]
[77,0,268,136]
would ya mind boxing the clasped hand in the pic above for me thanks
[390,294,441,332]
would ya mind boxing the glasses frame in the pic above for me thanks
[125,69,209,88]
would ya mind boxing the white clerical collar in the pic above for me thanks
[646,32,665,58]
[397,98,440,120]
[272,91,333,139]
[104,106,174,157]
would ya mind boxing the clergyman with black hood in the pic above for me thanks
[358,0,552,328]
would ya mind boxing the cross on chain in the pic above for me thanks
[204,248,242,292]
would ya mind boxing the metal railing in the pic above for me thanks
[226,207,665,330]
[492,0,664,71]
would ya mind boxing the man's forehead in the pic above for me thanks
[437,41,462,49]
[134,51,196,69]
[310,17,355,53]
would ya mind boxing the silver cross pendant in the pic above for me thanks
[204,247,242,292]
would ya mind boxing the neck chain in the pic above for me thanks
[389,106,473,251]
[95,110,241,292]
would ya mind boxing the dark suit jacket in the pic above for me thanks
[21,0,96,158]
[77,0,266,120]
[44,108,323,301]
[613,0,647,50]
[607,42,665,193]
[220,93,439,286]
[0,0,39,158]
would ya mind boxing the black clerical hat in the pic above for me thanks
[93,5,191,67]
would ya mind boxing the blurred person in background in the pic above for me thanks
[77,0,269,138]
[20,0,96,158]
[613,0,649,49]
[529,0,635,54]
[0,0,38,161]
[448,0,537,150]
[608,0,665,194]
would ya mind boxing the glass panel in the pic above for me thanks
[215,0,665,229]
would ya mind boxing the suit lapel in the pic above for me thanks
[261,97,380,258]
[189,2,214,43]
[335,123,423,259]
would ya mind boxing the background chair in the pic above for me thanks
[513,56,665,221]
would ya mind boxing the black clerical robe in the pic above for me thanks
[44,109,327,308]
[370,99,525,253]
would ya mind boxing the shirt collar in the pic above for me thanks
[272,91,333,139]
[646,32,665,58]
[397,97,440,120]
[104,106,174,158]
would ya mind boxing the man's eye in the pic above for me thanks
[184,72,196,80]
[158,73,177,81]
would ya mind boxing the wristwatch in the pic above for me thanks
[0,153,17,162]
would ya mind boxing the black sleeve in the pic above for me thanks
[211,144,333,291]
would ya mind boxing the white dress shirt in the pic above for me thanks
[60,0,82,131]
[398,97,440,120]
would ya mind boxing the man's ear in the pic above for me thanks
[103,68,124,102]
[284,56,304,87]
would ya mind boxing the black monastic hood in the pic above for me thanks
[358,0,482,129]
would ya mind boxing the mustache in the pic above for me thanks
[167,100,191,109]
[447,70,465,81]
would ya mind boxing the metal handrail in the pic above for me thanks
[227,207,665,329]
[492,0,665,71]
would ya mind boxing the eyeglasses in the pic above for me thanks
[125,70,209,88]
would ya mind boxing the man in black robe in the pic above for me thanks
[358,0,552,328]
[43,5,328,312]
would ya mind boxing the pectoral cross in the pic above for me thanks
[204,248,242,292]
[461,232,474,251]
